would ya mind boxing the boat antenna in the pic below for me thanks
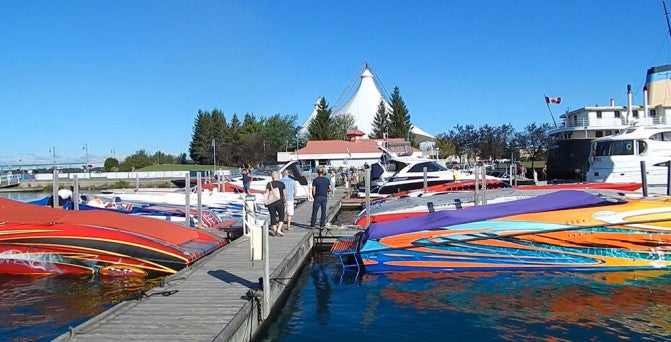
[664,1,671,42]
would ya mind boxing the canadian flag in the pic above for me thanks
[545,96,561,104]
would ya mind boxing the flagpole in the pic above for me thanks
[544,95,557,127]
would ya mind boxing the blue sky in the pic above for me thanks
[3,1,670,167]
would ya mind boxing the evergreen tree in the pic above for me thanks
[307,97,336,140]
[188,109,227,164]
[370,99,389,138]
[387,86,413,143]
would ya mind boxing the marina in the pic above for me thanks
[48,187,360,342]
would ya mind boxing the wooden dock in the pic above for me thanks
[54,188,363,342]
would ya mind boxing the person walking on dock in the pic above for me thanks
[310,167,331,230]
[241,165,251,194]
[280,169,296,230]
[265,171,286,236]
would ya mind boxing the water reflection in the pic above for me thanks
[0,275,160,341]
[260,254,671,341]
[362,270,671,340]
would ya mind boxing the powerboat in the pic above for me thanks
[0,197,227,277]
[362,143,504,196]
[221,161,311,201]
[332,190,671,273]
[546,65,671,181]
[587,125,671,188]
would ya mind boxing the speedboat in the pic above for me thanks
[587,125,671,189]
[362,143,505,196]
[546,65,671,181]
[0,197,227,277]
[333,190,671,273]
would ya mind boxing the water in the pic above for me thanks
[257,253,671,341]
[0,275,160,341]
[3,194,671,341]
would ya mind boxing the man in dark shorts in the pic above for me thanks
[310,167,331,230]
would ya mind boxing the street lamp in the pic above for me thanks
[49,147,56,169]
[82,143,89,173]
[111,148,116,159]
[295,134,299,162]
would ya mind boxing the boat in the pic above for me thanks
[0,197,227,277]
[332,190,671,273]
[0,171,21,189]
[586,125,671,189]
[189,161,311,201]
[361,142,505,196]
[545,65,671,181]
[354,185,641,226]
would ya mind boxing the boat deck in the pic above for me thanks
[54,187,363,342]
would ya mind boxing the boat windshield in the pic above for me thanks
[408,161,448,172]
[594,140,635,156]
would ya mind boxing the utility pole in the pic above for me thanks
[212,138,216,180]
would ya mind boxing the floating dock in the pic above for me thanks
[54,188,363,342]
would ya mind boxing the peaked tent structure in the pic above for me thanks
[301,62,434,140]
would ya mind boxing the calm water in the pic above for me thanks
[0,275,160,341]
[258,253,671,341]
[3,193,671,341]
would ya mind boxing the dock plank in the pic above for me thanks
[54,187,363,342]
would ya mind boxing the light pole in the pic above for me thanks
[111,148,116,159]
[295,134,299,162]
[83,143,89,172]
[263,140,266,159]
[49,147,56,169]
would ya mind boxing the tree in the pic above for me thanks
[447,124,478,163]
[188,109,227,165]
[118,150,153,171]
[103,158,119,171]
[387,86,413,143]
[434,133,455,159]
[515,122,553,171]
[332,113,356,140]
[307,97,336,140]
[370,100,389,139]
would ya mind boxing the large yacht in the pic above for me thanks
[546,65,671,181]
[586,125,671,187]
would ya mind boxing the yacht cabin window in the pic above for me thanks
[632,110,639,118]
[596,112,602,118]
[594,140,635,156]
[614,111,621,118]
[408,162,448,173]
[650,131,671,141]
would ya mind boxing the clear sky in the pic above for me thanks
[3,0,671,167]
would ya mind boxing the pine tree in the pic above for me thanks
[370,99,389,138]
[307,97,336,140]
[388,86,413,143]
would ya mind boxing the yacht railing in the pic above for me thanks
[0,173,22,187]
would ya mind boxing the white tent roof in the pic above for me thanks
[301,63,433,139]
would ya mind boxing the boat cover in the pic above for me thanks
[363,190,612,241]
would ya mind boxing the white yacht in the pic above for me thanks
[364,142,503,195]
[586,125,671,187]
[546,65,671,181]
